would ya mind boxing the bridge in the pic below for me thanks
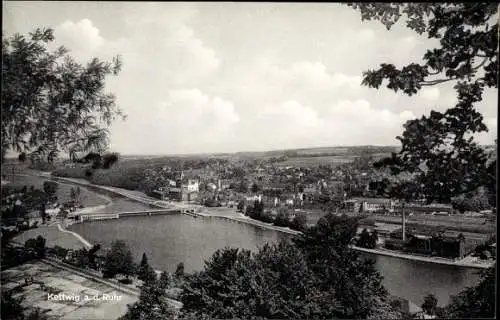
[78,209,182,222]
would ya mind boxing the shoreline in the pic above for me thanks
[351,245,494,269]
[39,173,301,235]
[19,172,493,270]
[56,222,92,249]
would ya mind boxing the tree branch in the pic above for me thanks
[427,70,441,76]
[472,58,489,70]
[420,77,457,86]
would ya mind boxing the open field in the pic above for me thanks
[5,175,109,208]
[1,260,136,320]
[370,214,496,234]
[12,225,86,250]
[92,197,155,214]
[278,156,355,167]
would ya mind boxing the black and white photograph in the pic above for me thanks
[1,2,498,319]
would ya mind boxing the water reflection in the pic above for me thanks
[362,252,480,305]
[70,215,481,306]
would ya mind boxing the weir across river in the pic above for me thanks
[78,209,182,222]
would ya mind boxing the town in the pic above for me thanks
[4,142,496,263]
[2,2,497,320]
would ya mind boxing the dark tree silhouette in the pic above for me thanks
[2,27,125,162]
[102,240,136,279]
[349,3,498,204]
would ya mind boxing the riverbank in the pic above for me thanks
[192,209,302,236]
[32,172,302,235]
[18,171,493,269]
[352,245,494,269]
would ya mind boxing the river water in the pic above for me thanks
[69,213,482,306]
[16,174,482,306]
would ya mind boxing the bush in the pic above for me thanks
[28,161,57,172]
[24,236,46,258]
[118,278,133,285]
[102,240,136,279]
[175,262,185,278]
[290,212,308,231]
[43,181,58,198]
[52,246,69,259]
[165,287,183,300]
[70,248,90,268]
[52,166,88,179]
[274,209,290,227]
[102,153,119,169]
[236,200,245,212]
[1,246,38,270]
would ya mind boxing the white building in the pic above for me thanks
[186,179,199,192]
[207,183,217,191]
[246,194,262,202]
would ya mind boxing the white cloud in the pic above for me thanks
[474,117,498,145]
[260,100,320,127]
[419,87,441,101]
[117,4,220,84]
[269,61,362,90]
[5,2,496,154]
[54,19,104,59]
[358,28,375,42]
[161,89,239,127]
[232,99,417,150]
[110,89,239,154]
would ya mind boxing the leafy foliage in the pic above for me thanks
[42,181,58,201]
[1,245,39,270]
[102,240,136,278]
[120,280,177,320]
[17,152,27,163]
[349,3,498,204]
[236,200,245,212]
[1,290,49,320]
[294,214,391,319]
[49,245,69,260]
[290,212,308,231]
[273,208,290,227]
[174,262,185,279]
[245,200,274,223]
[24,236,46,258]
[2,27,124,162]
[451,186,492,212]
[441,265,496,318]
[158,270,173,290]
[181,243,328,319]
[70,248,91,268]
[102,152,119,169]
[1,291,26,320]
[137,253,157,284]
[421,293,438,315]
[251,183,261,193]
[179,214,398,319]
[357,228,378,249]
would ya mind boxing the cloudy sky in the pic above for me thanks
[3,2,497,155]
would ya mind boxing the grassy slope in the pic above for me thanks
[12,225,86,250]
[6,175,108,207]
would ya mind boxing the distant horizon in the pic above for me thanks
[3,143,401,160]
[5,142,496,160]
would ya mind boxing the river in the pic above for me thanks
[69,213,482,306]
[13,173,483,306]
